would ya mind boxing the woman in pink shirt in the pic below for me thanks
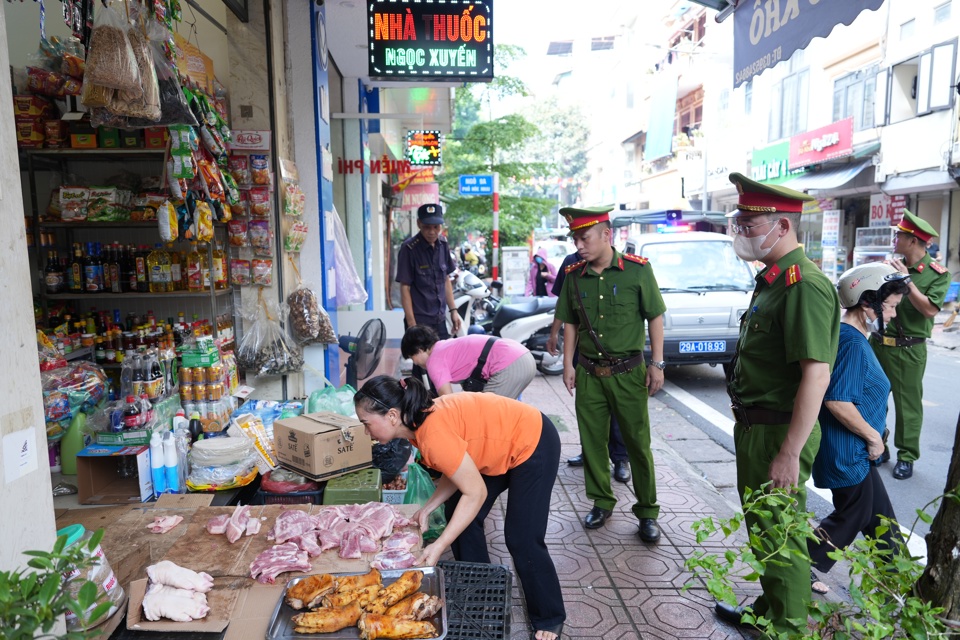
[401,326,536,398]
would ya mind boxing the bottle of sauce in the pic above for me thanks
[186,244,203,292]
[44,249,65,294]
[69,243,84,293]
[135,245,149,293]
[168,245,183,291]
[213,242,227,290]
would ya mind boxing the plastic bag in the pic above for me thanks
[287,283,337,345]
[403,462,446,542]
[330,206,368,306]
[261,468,320,494]
[84,3,141,93]
[186,436,258,491]
[306,384,357,416]
[236,299,304,376]
[372,438,413,484]
[37,331,67,371]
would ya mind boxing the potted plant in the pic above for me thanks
[0,528,114,640]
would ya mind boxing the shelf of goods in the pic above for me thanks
[23,149,237,346]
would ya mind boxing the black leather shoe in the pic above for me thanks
[583,506,612,529]
[893,460,914,479]
[879,446,890,464]
[714,601,750,628]
[567,453,584,467]
[613,460,631,483]
[638,518,661,543]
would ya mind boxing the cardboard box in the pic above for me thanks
[16,119,45,148]
[13,94,53,119]
[119,129,141,148]
[273,412,373,481]
[143,126,168,149]
[76,444,153,505]
[95,425,155,447]
[98,126,120,148]
[126,579,233,633]
[70,133,97,149]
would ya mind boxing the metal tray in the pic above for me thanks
[266,567,447,640]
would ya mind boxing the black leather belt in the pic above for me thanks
[731,404,793,427]
[579,354,646,377]
[872,333,926,347]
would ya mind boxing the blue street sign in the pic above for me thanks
[459,174,495,196]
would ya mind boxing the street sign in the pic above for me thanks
[459,174,495,195]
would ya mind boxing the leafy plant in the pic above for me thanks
[0,528,114,640]
[684,483,954,639]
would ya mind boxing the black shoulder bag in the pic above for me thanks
[460,337,498,392]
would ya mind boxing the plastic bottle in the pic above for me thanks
[139,393,154,426]
[213,241,227,290]
[131,354,145,397]
[185,244,203,292]
[171,409,189,435]
[163,430,180,493]
[149,431,167,496]
[122,395,143,429]
[188,411,203,444]
[168,245,183,291]
[145,351,163,400]
[60,412,86,475]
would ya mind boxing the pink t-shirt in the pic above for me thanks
[426,335,528,388]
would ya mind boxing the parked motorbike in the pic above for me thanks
[447,269,492,337]
[480,292,563,376]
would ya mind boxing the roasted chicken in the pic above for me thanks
[285,573,336,610]
[291,601,363,633]
[358,612,438,639]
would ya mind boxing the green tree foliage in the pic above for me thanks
[441,46,591,248]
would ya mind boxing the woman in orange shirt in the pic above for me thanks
[354,375,565,640]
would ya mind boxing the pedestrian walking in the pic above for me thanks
[400,325,536,398]
[354,376,566,640]
[555,205,666,541]
[870,210,951,480]
[808,262,909,589]
[715,174,841,637]
[547,249,631,484]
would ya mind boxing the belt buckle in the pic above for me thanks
[883,336,897,347]
[594,366,612,377]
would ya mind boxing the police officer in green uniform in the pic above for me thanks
[554,206,667,543]
[714,174,840,637]
[871,210,950,480]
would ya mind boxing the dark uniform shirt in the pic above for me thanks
[882,252,949,339]
[555,248,667,360]
[730,246,840,410]
[395,232,455,326]
[551,251,583,297]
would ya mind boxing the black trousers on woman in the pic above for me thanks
[808,466,902,573]
[444,414,566,632]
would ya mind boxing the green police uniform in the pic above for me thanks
[726,174,841,637]
[871,213,949,463]
[556,248,667,519]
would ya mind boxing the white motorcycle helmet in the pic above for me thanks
[836,262,909,309]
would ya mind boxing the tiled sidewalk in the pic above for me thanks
[470,373,760,639]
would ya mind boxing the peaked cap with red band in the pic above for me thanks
[561,205,615,232]
[894,209,938,243]
[726,172,815,218]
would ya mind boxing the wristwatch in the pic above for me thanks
[651,360,667,370]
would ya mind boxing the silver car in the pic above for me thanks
[625,231,755,372]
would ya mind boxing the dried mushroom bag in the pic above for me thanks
[84,3,142,93]
[237,302,304,377]
[287,283,337,345]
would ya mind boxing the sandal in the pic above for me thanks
[811,570,830,595]
[533,622,563,640]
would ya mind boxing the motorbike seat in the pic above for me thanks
[492,297,554,331]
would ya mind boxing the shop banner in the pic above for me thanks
[368,0,493,81]
[733,0,884,87]
[869,193,907,228]
[751,141,807,185]
[821,208,844,283]
[399,182,440,211]
[789,117,854,169]
[173,33,215,94]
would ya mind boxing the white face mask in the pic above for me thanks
[733,223,782,262]
[865,315,881,333]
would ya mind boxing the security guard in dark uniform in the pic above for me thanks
[396,203,460,339]
[554,205,667,543]
[714,174,840,637]
[871,210,950,480]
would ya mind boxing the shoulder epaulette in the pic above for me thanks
[565,260,587,274]
[785,264,803,287]
[930,261,947,274]
[623,253,649,265]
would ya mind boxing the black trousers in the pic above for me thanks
[808,466,902,573]
[573,347,627,461]
[444,414,566,631]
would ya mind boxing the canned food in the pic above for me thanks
[207,363,223,384]
[192,368,206,386]
[180,384,194,402]
[180,366,194,385]
[209,383,222,401]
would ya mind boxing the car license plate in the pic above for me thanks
[679,340,726,353]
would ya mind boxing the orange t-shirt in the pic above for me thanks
[411,394,542,477]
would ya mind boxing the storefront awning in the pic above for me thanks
[882,170,957,195]
[780,159,873,192]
